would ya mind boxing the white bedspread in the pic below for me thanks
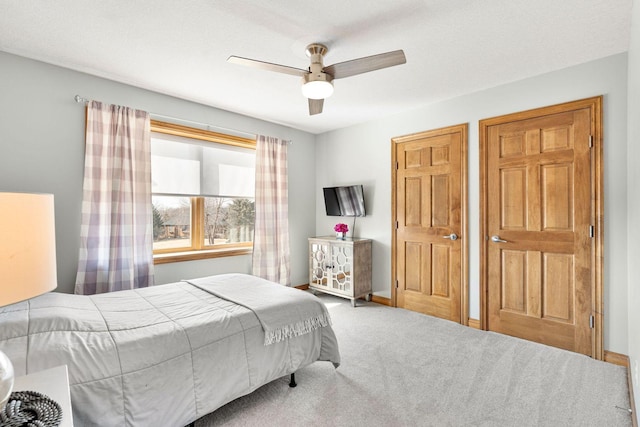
[0,274,341,426]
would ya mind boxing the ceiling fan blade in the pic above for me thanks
[324,50,406,79]
[309,98,324,115]
[227,56,308,77]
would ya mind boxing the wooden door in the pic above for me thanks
[480,97,603,358]
[392,124,468,323]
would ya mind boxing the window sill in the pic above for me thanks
[153,247,253,264]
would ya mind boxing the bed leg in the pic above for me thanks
[289,373,297,387]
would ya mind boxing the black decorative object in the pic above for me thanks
[0,390,62,427]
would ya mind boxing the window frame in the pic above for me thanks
[150,120,256,264]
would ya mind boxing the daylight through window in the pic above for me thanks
[150,120,256,262]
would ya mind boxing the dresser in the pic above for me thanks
[308,236,372,307]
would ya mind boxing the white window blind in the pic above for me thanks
[151,134,255,198]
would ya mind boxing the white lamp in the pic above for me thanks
[301,80,334,100]
[301,72,334,100]
[0,192,57,411]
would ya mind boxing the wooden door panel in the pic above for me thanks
[431,175,450,226]
[405,177,423,226]
[500,249,526,313]
[542,252,574,322]
[499,132,526,158]
[541,126,573,152]
[481,98,602,358]
[404,242,423,292]
[431,244,450,297]
[500,167,527,230]
[541,164,573,231]
[405,147,426,168]
[393,124,467,323]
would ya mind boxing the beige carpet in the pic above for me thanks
[195,294,632,426]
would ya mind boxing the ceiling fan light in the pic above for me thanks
[302,80,334,99]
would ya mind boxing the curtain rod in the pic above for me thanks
[74,95,292,143]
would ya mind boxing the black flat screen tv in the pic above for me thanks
[323,185,366,217]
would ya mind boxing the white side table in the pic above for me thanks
[13,365,73,427]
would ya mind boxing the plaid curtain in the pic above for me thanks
[252,135,290,286]
[75,101,154,295]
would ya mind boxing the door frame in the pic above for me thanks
[479,96,603,359]
[391,123,469,325]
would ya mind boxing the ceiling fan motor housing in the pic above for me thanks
[302,70,333,85]
[302,43,334,99]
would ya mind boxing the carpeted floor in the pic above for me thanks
[195,294,632,426]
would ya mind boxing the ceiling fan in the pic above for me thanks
[228,43,406,116]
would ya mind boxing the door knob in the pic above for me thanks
[491,235,507,243]
[443,233,458,241]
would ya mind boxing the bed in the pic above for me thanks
[0,273,341,426]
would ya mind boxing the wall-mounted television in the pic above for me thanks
[323,185,366,217]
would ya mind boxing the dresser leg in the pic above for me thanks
[351,299,357,307]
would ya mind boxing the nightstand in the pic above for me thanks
[13,365,73,427]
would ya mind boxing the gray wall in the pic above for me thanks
[316,53,630,355]
[0,51,317,293]
[627,0,640,412]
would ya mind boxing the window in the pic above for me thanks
[150,120,256,263]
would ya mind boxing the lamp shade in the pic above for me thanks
[0,192,57,307]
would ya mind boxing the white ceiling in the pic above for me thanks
[0,0,632,134]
